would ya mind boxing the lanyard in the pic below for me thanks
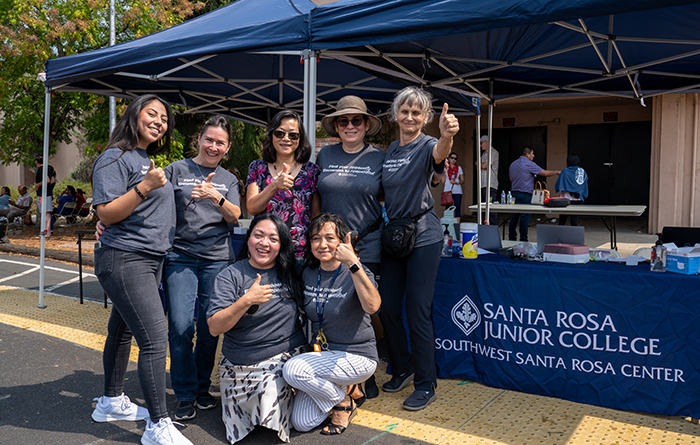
[315,265,341,348]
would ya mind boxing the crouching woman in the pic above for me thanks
[283,213,381,435]
[207,214,305,444]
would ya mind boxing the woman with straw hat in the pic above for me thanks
[316,95,385,399]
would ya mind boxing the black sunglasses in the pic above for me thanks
[337,117,364,128]
[449,156,458,160]
[272,130,300,141]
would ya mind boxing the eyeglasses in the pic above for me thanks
[449,156,458,160]
[272,130,300,141]
[184,198,197,212]
[336,117,364,128]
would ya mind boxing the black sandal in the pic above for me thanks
[320,399,357,435]
[348,384,367,407]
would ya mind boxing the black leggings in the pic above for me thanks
[378,241,441,391]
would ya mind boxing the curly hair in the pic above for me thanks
[303,213,353,270]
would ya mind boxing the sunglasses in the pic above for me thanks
[336,117,364,128]
[272,130,300,141]
[184,198,198,212]
[449,156,458,160]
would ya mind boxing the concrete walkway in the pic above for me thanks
[3,217,698,445]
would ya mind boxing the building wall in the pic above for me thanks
[0,139,80,190]
[426,96,654,222]
[650,94,700,233]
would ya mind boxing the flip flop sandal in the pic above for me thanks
[320,399,357,435]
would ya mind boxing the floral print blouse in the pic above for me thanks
[246,159,321,257]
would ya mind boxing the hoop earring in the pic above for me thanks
[158,137,164,147]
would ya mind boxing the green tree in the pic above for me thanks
[0,0,203,166]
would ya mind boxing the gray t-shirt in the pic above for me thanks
[382,133,443,248]
[316,144,384,263]
[165,159,240,261]
[302,265,378,362]
[92,148,175,256]
[208,260,305,366]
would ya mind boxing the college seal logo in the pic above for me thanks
[451,295,481,337]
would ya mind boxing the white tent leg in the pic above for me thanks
[303,50,318,161]
[485,80,494,224]
[39,88,51,309]
[476,113,482,225]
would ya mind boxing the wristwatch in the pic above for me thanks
[348,262,361,274]
[215,195,225,207]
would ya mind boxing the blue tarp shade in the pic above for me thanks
[44,0,700,123]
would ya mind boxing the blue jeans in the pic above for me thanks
[95,246,168,421]
[508,191,533,241]
[164,248,228,401]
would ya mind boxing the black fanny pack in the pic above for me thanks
[381,208,431,258]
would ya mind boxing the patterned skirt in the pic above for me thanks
[219,347,302,444]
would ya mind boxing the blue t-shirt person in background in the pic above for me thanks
[0,187,10,210]
[508,146,560,241]
[55,185,77,216]
[555,154,589,226]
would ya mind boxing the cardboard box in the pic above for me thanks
[544,243,589,255]
[667,254,700,275]
[543,252,590,264]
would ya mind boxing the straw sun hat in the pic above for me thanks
[321,96,382,138]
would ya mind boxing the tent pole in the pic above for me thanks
[108,0,116,132]
[476,112,482,226]
[38,87,51,309]
[486,80,494,224]
[302,50,318,161]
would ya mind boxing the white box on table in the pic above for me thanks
[543,252,590,264]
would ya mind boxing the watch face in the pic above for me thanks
[349,263,360,273]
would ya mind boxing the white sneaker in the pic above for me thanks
[91,394,149,422]
[141,417,193,445]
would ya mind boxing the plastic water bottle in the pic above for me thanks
[650,234,667,272]
[441,226,453,257]
[500,190,506,204]
[507,191,513,205]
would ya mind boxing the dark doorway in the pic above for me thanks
[473,126,548,203]
[567,122,651,206]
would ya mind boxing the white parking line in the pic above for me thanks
[0,258,96,278]
[45,276,82,292]
[0,266,40,283]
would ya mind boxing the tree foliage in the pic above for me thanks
[0,0,203,166]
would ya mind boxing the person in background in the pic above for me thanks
[0,186,10,209]
[90,94,190,445]
[479,135,499,225]
[315,95,384,398]
[56,185,77,218]
[283,213,380,435]
[0,185,33,223]
[207,214,305,444]
[380,86,459,411]
[35,156,56,237]
[163,116,241,421]
[555,154,588,226]
[75,188,90,217]
[246,110,320,257]
[443,152,464,218]
[508,146,560,242]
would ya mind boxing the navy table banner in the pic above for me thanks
[434,255,700,418]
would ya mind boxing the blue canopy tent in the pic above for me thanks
[39,0,700,301]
